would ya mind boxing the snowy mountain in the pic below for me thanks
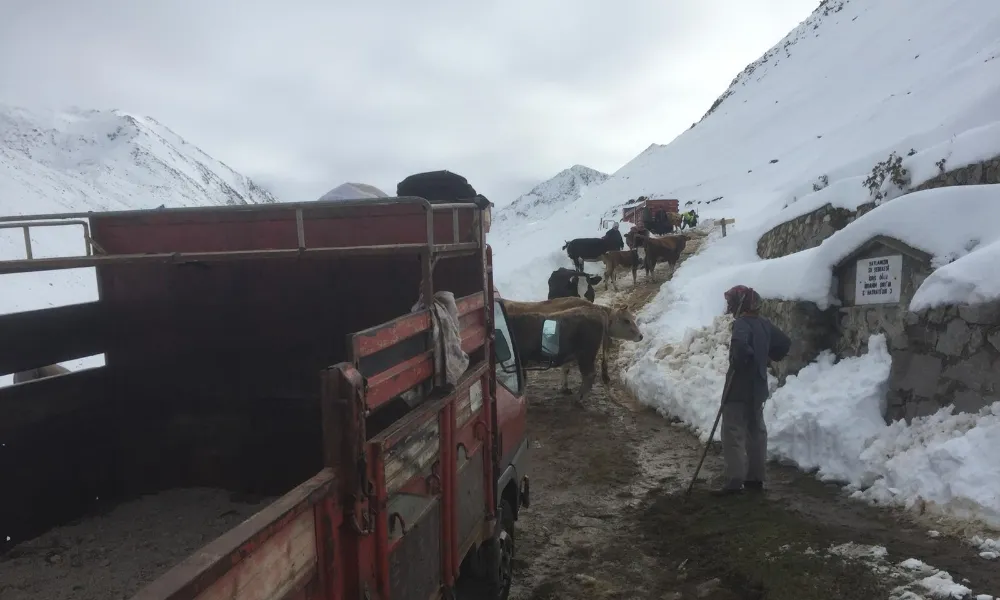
[492,165,609,228]
[488,165,609,261]
[317,182,388,202]
[491,0,1000,534]
[0,103,280,325]
[0,104,278,218]
[493,0,1000,301]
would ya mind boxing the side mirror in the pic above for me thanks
[540,319,560,360]
[495,329,513,364]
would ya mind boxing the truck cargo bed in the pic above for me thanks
[0,197,498,600]
[1,489,275,600]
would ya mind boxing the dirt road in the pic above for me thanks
[509,240,999,600]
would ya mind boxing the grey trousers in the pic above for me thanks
[721,401,767,488]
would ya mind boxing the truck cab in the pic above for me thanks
[0,197,529,599]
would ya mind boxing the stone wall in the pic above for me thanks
[885,300,1000,422]
[756,154,1000,261]
[833,239,933,357]
[751,154,1000,422]
[912,155,1000,192]
[756,204,855,260]
[758,299,837,383]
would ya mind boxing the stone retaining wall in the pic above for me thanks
[758,299,837,383]
[756,204,856,260]
[756,154,1000,261]
[885,300,1000,422]
[912,155,1000,192]
[751,154,1000,421]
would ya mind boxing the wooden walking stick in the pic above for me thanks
[684,367,735,499]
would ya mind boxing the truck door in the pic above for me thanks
[491,299,526,478]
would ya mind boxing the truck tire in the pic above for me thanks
[456,499,515,600]
[485,499,516,600]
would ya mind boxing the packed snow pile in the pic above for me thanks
[764,334,892,483]
[851,403,1000,528]
[317,182,388,202]
[624,312,778,441]
[972,535,1000,561]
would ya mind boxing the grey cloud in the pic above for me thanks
[0,0,818,204]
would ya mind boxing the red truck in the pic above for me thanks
[621,198,680,234]
[0,197,530,600]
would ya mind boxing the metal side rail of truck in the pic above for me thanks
[0,197,532,600]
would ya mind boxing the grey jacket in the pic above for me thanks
[727,315,791,405]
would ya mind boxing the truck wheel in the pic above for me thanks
[455,499,516,600]
[487,499,516,600]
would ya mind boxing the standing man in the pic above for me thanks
[713,285,791,496]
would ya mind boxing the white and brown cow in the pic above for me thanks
[13,364,70,384]
[502,298,642,404]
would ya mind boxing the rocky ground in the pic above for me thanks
[508,232,1000,600]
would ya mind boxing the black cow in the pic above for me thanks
[547,268,602,302]
[645,211,675,235]
[562,227,624,272]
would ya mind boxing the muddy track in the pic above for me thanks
[509,235,1000,600]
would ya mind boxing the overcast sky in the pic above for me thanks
[1,0,817,206]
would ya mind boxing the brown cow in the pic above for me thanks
[624,226,648,250]
[503,300,642,405]
[600,249,641,291]
[641,233,689,281]
[666,212,683,229]
[13,364,70,384]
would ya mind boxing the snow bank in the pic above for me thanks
[633,185,1000,350]
[910,239,1000,311]
[765,334,892,483]
[627,322,1000,528]
[852,403,1000,528]
[624,313,778,441]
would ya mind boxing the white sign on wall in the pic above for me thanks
[855,254,902,305]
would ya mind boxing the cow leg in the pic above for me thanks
[574,343,601,405]
[576,370,596,405]
[631,265,637,287]
[560,365,573,395]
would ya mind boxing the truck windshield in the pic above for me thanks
[493,300,522,393]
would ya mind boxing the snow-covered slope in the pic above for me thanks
[491,0,1000,532]
[491,165,608,231]
[489,165,609,289]
[0,104,278,217]
[317,182,388,202]
[492,0,1000,302]
[0,104,282,382]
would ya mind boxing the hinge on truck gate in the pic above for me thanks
[348,496,374,536]
[388,512,408,536]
